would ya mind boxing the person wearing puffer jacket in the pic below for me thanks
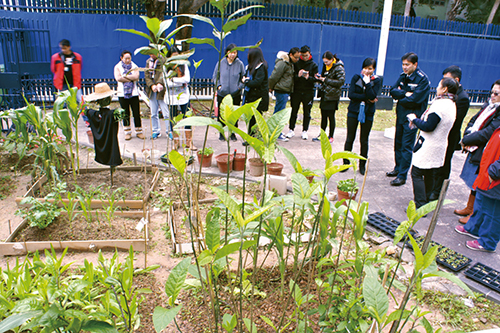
[268,47,299,141]
[313,51,345,143]
[455,126,500,252]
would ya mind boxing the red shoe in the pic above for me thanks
[454,225,478,239]
[466,240,495,252]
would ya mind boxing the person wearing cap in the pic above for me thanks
[145,53,168,140]
[84,83,123,167]
[286,45,318,140]
[51,39,83,102]
[387,52,430,186]
[114,50,145,140]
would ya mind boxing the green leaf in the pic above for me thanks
[165,257,191,305]
[197,249,214,266]
[409,234,424,272]
[115,28,152,43]
[222,313,238,333]
[363,275,389,323]
[260,315,277,330]
[227,5,265,21]
[423,271,473,296]
[279,146,302,173]
[158,19,173,37]
[0,311,42,333]
[215,240,256,260]
[175,116,223,133]
[324,164,351,180]
[406,200,416,220]
[176,14,216,29]
[185,37,217,51]
[422,244,438,271]
[421,317,433,333]
[206,209,220,252]
[168,150,186,176]
[223,13,252,33]
[243,318,258,333]
[393,220,412,245]
[81,320,119,333]
[152,306,182,333]
[210,186,244,228]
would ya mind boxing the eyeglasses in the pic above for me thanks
[491,91,500,96]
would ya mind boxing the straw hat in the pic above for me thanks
[84,82,116,102]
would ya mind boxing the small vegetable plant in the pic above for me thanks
[198,146,214,156]
[337,178,359,192]
[16,195,62,229]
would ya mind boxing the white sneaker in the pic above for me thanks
[285,130,295,138]
[302,131,308,140]
[277,133,289,142]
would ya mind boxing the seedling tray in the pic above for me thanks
[408,236,472,272]
[367,212,416,238]
[464,263,500,293]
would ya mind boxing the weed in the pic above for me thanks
[0,175,16,199]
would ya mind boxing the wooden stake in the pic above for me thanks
[8,220,11,235]
[133,153,137,166]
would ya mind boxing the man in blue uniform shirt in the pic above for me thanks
[387,52,430,186]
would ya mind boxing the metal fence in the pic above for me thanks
[1,0,499,39]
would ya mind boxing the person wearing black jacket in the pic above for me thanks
[343,58,381,175]
[286,45,318,140]
[242,47,269,140]
[455,79,500,224]
[388,52,430,186]
[430,65,470,200]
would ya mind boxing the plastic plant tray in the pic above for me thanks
[367,212,416,238]
[464,263,500,293]
[408,236,472,272]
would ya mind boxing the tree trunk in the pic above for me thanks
[176,0,210,51]
[487,0,500,24]
[145,0,166,20]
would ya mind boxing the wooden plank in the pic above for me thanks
[0,239,146,256]
[16,197,144,209]
[25,175,47,197]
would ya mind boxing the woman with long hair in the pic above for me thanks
[114,50,144,140]
[313,51,345,143]
[242,47,269,142]
[408,77,458,209]
[342,57,381,175]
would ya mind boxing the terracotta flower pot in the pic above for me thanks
[197,152,213,168]
[306,175,314,183]
[216,153,233,173]
[233,153,246,171]
[268,162,284,176]
[337,187,358,206]
[248,158,264,177]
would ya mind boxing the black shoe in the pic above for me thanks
[390,178,406,186]
[386,169,398,177]
[429,192,439,201]
[230,133,237,142]
[242,141,250,146]
[359,165,366,176]
[219,133,225,141]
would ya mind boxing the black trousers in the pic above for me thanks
[290,90,314,132]
[320,100,339,138]
[344,116,373,166]
[431,142,456,197]
[411,166,436,209]
[119,96,141,129]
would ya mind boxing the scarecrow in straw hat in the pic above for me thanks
[84,82,123,167]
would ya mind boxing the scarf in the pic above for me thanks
[121,61,134,99]
[470,100,500,134]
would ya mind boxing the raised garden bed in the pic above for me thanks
[408,235,472,272]
[464,263,500,293]
[2,166,160,256]
[367,212,416,238]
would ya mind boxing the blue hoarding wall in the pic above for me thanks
[1,10,499,91]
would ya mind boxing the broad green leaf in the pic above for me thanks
[165,257,191,305]
[393,220,412,245]
[214,240,256,260]
[206,209,220,252]
[260,315,277,330]
[209,0,226,12]
[243,203,276,227]
[158,19,173,37]
[176,14,216,29]
[222,313,238,333]
[67,318,82,332]
[0,311,42,333]
[406,200,416,220]
[134,46,158,57]
[197,249,214,266]
[146,17,161,36]
[115,28,152,43]
[324,164,351,180]
[423,271,473,295]
[223,13,252,33]
[319,130,332,160]
[409,234,424,273]
[363,275,389,322]
[421,317,433,333]
[210,186,244,227]
[168,150,186,176]
[193,59,203,69]
[267,107,291,142]
[291,173,310,204]
[152,306,182,333]
[81,320,119,333]
[227,5,265,21]
[175,116,223,133]
[243,318,258,333]
[279,146,302,173]
[422,244,438,270]
[384,309,411,326]
[185,37,217,51]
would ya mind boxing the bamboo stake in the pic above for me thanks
[133,152,137,166]
[8,220,11,235]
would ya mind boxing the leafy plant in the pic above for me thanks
[16,195,62,229]
[337,178,359,192]
[199,146,214,156]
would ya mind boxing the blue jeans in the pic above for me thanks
[464,191,500,251]
[274,92,289,114]
[149,92,169,134]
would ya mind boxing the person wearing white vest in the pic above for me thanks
[408,77,458,209]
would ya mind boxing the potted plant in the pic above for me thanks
[337,178,359,204]
[197,146,214,168]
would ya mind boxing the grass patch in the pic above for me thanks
[0,175,16,199]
